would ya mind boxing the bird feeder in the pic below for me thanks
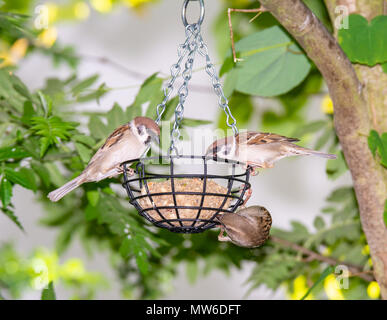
[121,0,251,233]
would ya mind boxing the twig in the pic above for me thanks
[227,7,267,63]
[79,54,213,94]
[270,235,375,282]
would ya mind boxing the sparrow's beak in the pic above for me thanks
[152,134,160,145]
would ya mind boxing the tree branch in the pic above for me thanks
[257,0,387,298]
[270,236,374,282]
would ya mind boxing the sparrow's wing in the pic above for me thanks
[100,123,130,150]
[86,123,130,165]
[237,131,299,146]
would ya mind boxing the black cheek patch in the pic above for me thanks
[145,136,151,144]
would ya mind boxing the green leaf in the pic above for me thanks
[72,135,96,148]
[71,74,99,96]
[120,236,150,275]
[182,118,212,127]
[1,207,24,231]
[125,103,143,120]
[160,96,179,121]
[368,130,387,168]
[382,62,387,74]
[326,151,347,180]
[292,120,326,138]
[0,177,13,207]
[338,14,387,66]
[217,92,253,131]
[223,68,238,98]
[230,26,311,97]
[31,163,51,188]
[88,115,110,140]
[313,216,325,230]
[75,142,92,163]
[186,260,199,285]
[41,282,56,300]
[301,266,334,300]
[21,101,35,124]
[4,167,36,191]
[134,73,163,108]
[30,116,78,157]
[87,190,99,207]
[0,145,30,161]
[106,103,125,132]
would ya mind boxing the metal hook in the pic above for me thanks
[182,0,205,27]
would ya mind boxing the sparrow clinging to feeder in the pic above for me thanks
[216,205,272,248]
[48,116,160,202]
[206,131,336,174]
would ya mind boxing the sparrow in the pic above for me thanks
[216,206,272,248]
[47,116,160,202]
[206,131,336,174]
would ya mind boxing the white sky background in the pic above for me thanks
[0,0,352,299]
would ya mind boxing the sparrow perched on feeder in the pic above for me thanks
[206,131,336,174]
[48,116,160,202]
[216,206,272,248]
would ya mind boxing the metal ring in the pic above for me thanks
[182,0,205,27]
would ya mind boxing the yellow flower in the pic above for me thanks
[361,245,370,256]
[124,0,152,7]
[37,27,58,48]
[324,274,345,300]
[45,3,59,25]
[321,94,334,114]
[74,2,90,20]
[289,275,314,300]
[0,38,29,67]
[28,250,59,290]
[367,281,380,299]
[60,258,85,280]
[368,258,373,267]
[90,0,113,13]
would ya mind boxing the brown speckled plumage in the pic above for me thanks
[217,206,272,248]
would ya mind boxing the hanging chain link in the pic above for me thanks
[197,33,238,136]
[169,24,201,154]
[155,25,198,124]
[154,0,238,155]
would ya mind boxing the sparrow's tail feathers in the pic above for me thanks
[307,150,337,159]
[47,175,86,202]
[291,145,337,159]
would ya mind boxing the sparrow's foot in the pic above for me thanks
[241,187,252,206]
[124,167,134,176]
[245,163,259,176]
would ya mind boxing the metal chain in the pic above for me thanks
[169,24,201,154]
[197,33,238,136]
[155,0,239,155]
[155,24,199,124]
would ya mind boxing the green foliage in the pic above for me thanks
[0,0,380,301]
[300,266,334,300]
[222,26,311,97]
[338,14,387,67]
[0,243,107,299]
[368,130,387,168]
[41,282,56,300]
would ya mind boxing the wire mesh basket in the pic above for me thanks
[122,155,251,233]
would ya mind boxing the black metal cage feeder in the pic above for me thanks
[122,155,251,233]
[121,0,248,233]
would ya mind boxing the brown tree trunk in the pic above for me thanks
[257,0,387,298]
